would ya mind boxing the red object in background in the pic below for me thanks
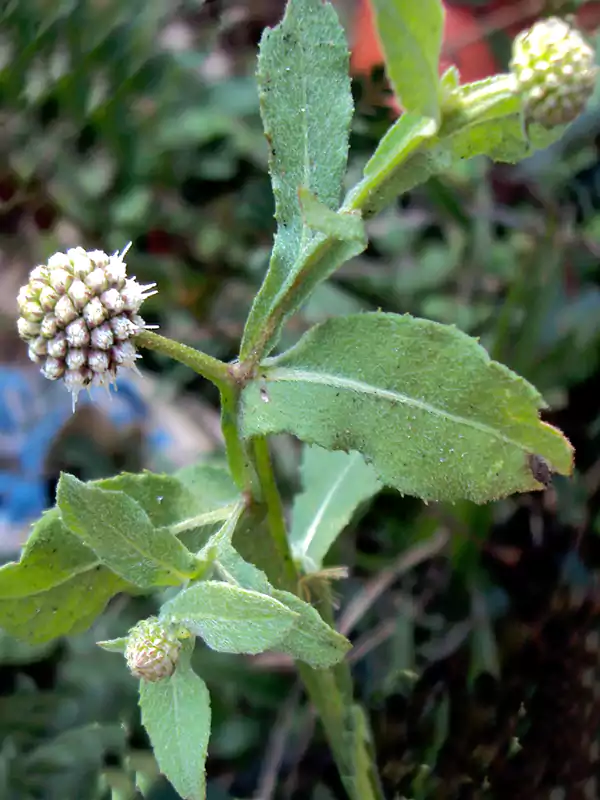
[351,0,600,111]
[351,0,499,85]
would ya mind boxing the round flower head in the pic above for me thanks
[510,17,598,129]
[16,244,156,409]
[125,617,183,683]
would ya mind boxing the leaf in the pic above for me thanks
[231,503,294,591]
[346,112,439,214]
[174,462,240,508]
[204,538,273,597]
[97,637,128,653]
[0,567,127,645]
[291,445,381,570]
[24,723,127,772]
[299,187,366,243]
[369,0,444,124]
[98,470,235,529]
[57,474,202,589]
[100,467,240,552]
[0,510,98,599]
[448,111,561,164]
[161,581,298,655]
[271,589,351,668]
[139,647,210,800]
[199,526,351,667]
[349,79,565,218]
[240,313,573,504]
[0,510,129,644]
[240,0,353,358]
[0,466,239,645]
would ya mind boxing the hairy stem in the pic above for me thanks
[252,437,297,582]
[135,330,260,493]
[250,436,384,800]
[220,382,260,493]
[135,330,230,388]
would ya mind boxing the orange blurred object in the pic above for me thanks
[351,0,499,85]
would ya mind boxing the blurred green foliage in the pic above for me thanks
[2,1,600,798]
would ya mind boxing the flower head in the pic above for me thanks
[510,16,598,128]
[125,617,183,682]
[17,244,156,408]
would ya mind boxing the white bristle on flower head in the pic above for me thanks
[16,243,155,408]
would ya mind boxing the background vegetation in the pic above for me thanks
[1,1,600,797]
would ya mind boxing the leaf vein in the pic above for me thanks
[265,368,531,451]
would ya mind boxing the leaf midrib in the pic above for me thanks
[0,555,107,599]
[264,367,532,451]
[297,452,361,560]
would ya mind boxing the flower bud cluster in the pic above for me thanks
[125,617,183,682]
[17,245,155,406]
[510,16,598,128]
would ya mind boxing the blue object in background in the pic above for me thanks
[0,366,168,547]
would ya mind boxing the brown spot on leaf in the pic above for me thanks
[527,454,552,488]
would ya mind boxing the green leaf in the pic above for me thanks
[299,187,366,243]
[161,581,298,655]
[0,466,239,645]
[0,570,127,645]
[240,0,353,358]
[198,523,350,667]
[448,110,561,164]
[139,647,210,800]
[57,474,202,589]
[0,510,129,644]
[349,78,565,218]
[97,470,235,529]
[369,0,444,124]
[98,468,241,552]
[24,722,127,772]
[347,112,439,214]
[97,637,128,653]
[172,462,242,551]
[174,462,240,508]
[270,589,351,668]
[231,503,294,591]
[201,530,273,597]
[240,313,573,504]
[291,445,381,570]
[212,541,273,594]
[0,510,98,599]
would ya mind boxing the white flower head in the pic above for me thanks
[16,243,157,409]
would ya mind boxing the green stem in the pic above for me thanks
[135,330,230,389]
[251,436,384,800]
[220,382,260,494]
[252,437,296,583]
[135,329,259,494]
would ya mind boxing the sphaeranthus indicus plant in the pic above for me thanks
[3,1,593,798]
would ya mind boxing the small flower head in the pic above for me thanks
[16,244,156,408]
[125,618,183,683]
[510,17,598,128]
